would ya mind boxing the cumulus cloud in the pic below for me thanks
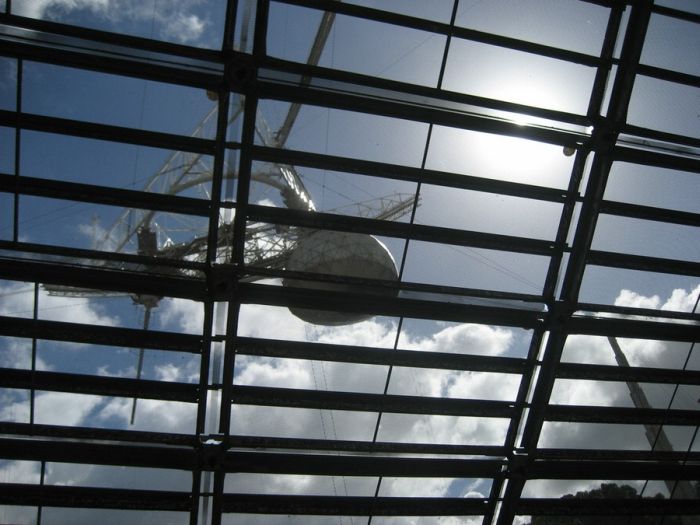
[13,0,209,45]
[0,281,119,326]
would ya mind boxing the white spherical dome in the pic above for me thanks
[283,230,398,325]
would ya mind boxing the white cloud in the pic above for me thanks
[155,297,204,334]
[614,284,700,313]
[14,0,209,45]
[0,281,119,326]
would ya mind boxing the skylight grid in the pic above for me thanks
[0,1,699,524]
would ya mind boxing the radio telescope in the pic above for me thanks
[45,7,415,422]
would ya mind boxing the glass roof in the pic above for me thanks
[0,1,698,524]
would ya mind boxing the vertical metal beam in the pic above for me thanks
[495,4,654,524]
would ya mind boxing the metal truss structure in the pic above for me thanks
[0,1,699,524]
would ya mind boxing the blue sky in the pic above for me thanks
[1,1,699,524]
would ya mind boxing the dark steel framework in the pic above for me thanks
[0,0,699,523]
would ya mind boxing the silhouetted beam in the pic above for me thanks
[235,337,528,374]
[0,368,198,402]
[545,404,699,425]
[227,435,506,456]
[231,385,514,418]
[0,316,202,353]
[0,483,191,511]
[226,452,503,478]
[517,498,700,516]
[221,494,488,516]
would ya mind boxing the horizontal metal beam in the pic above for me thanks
[568,314,699,341]
[251,146,569,204]
[0,422,197,446]
[576,301,700,322]
[0,438,196,470]
[247,204,556,256]
[517,498,700,516]
[527,460,700,480]
[228,435,506,456]
[241,263,545,304]
[0,12,222,62]
[235,337,528,374]
[0,368,199,402]
[0,316,202,353]
[652,4,700,24]
[227,452,503,478]
[0,174,210,217]
[534,448,700,462]
[557,361,700,385]
[0,110,215,155]
[258,80,584,148]
[221,494,488,516]
[231,385,515,418]
[0,240,206,273]
[236,282,543,328]
[0,483,191,511]
[614,145,700,174]
[545,404,700,425]
[600,199,700,227]
[0,258,206,301]
[588,250,700,277]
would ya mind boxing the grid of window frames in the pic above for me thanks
[0,1,699,524]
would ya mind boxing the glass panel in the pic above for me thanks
[593,214,700,262]
[455,0,609,55]
[628,76,700,138]
[259,101,430,167]
[223,515,367,525]
[0,280,35,319]
[22,62,218,137]
[579,267,700,309]
[538,422,653,449]
[21,131,215,197]
[11,1,226,48]
[522,479,646,498]
[36,340,199,382]
[0,336,31,369]
[0,388,30,422]
[655,0,700,14]
[377,413,510,445]
[444,39,596,114]
[225,473,376,496]
[44,463,190,490]
[0,56,16,110]
[0,126,15,173]
[343,0,454,22]
[268,5,446,87]
[643,14,700,76]
[397,320,533,359]
[238,302,400,348]
[248,161,418,221]
[415,185,562,239]
[18,196,209,261]
[388,368,521,401]
[0,192,13,240]
[378,477,490,498]
[402,241,548,295]
[234,355,388,394]
[41,509,188,525]
[231,405,377,440]
[0,506,36,525]
[426,125,575,189]
[551,378,676,409]
[605,162,700,213]
[561,334,693,369]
